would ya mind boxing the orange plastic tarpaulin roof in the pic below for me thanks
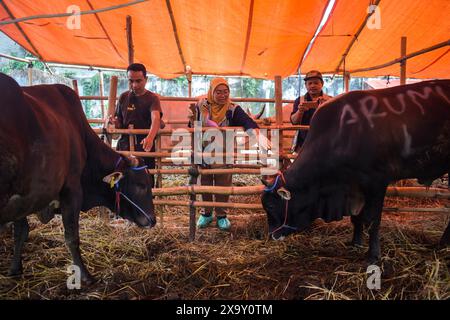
[0,0,328,79]
[302,0,450,79]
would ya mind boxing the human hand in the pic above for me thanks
[108,115,120,128]
[141,137,154,152]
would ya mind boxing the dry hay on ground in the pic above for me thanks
[0,174,448,300]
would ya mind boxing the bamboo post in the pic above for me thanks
[99,70,105,118]
[344,72,351,92]
[188,165,199,242]
[107,76,118,119]
[27,62,33,86]
[245,135,249,164]
[188,80,192,98]
[126,15,134,65]
[103,75,118,146]
[186,66,192,98]
[128,124,135,152]
[400,36,407,85]
[274,75,283,169]
[156,135,163,188]
[72,79,79,95]
[154,134,163,227]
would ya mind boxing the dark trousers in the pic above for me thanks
[201,173,232,217]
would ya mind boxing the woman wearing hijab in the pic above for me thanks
[196,77,259,231]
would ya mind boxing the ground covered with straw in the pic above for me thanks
[0,174,449,300]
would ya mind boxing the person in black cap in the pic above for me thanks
[290,70,333,153]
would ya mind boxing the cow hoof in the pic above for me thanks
[346,240,363,248]
[8,267,23,277]
[437,241,449,250]
[366,255,381,265]
[82,274,96,286]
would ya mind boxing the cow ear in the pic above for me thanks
[261,175,277,188]
[261,178,270,187]
[127,156,139,168]
[277,187,291,200]
[103,172,124,186]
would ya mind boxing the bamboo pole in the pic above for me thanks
[156,135,163,188]
[336,39,450,75]
[126,15,134,65]
[147,168,263,175]
[128,125,135,152]
[400,36,407,85]
[72,79,79,95]
[334,0,382,74]
[188,166,199,241]
[99,70,105,117]
[383,207,450,213]
[107,76,118,120]
[117,150,291,159]
[153,200,450,213]
[0,0,147,26]
[344,72,351,92]
[275,76,283,125]
[152,185,264,196]
[80,95,296,104]
[27,63,33,86]
[88,119,105,124]
[154,199,263,210]
[107,125,309,135]
[151,185,450,198]
[386,186,450,199]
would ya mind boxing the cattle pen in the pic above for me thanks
[1,77,449,300]
[1,0,450,302]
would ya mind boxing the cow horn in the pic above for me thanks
[103,172,124,186]
[254,104,266,119]
[277,187,291,200]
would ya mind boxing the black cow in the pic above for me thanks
[0,73,156,283]
[262,80,450,263]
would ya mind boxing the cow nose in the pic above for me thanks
[271,233,285,241]
[142,215,156,229]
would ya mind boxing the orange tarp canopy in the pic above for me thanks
[0,0,328,79]
[1,0,449,79]
[302,0,450,79]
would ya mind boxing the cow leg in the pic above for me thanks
[439,220,450,247]
[348,214,364,247]
[366,217,381,264]
[364,190,386,264]
[8,217,29,276]
[60,189,95,285]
